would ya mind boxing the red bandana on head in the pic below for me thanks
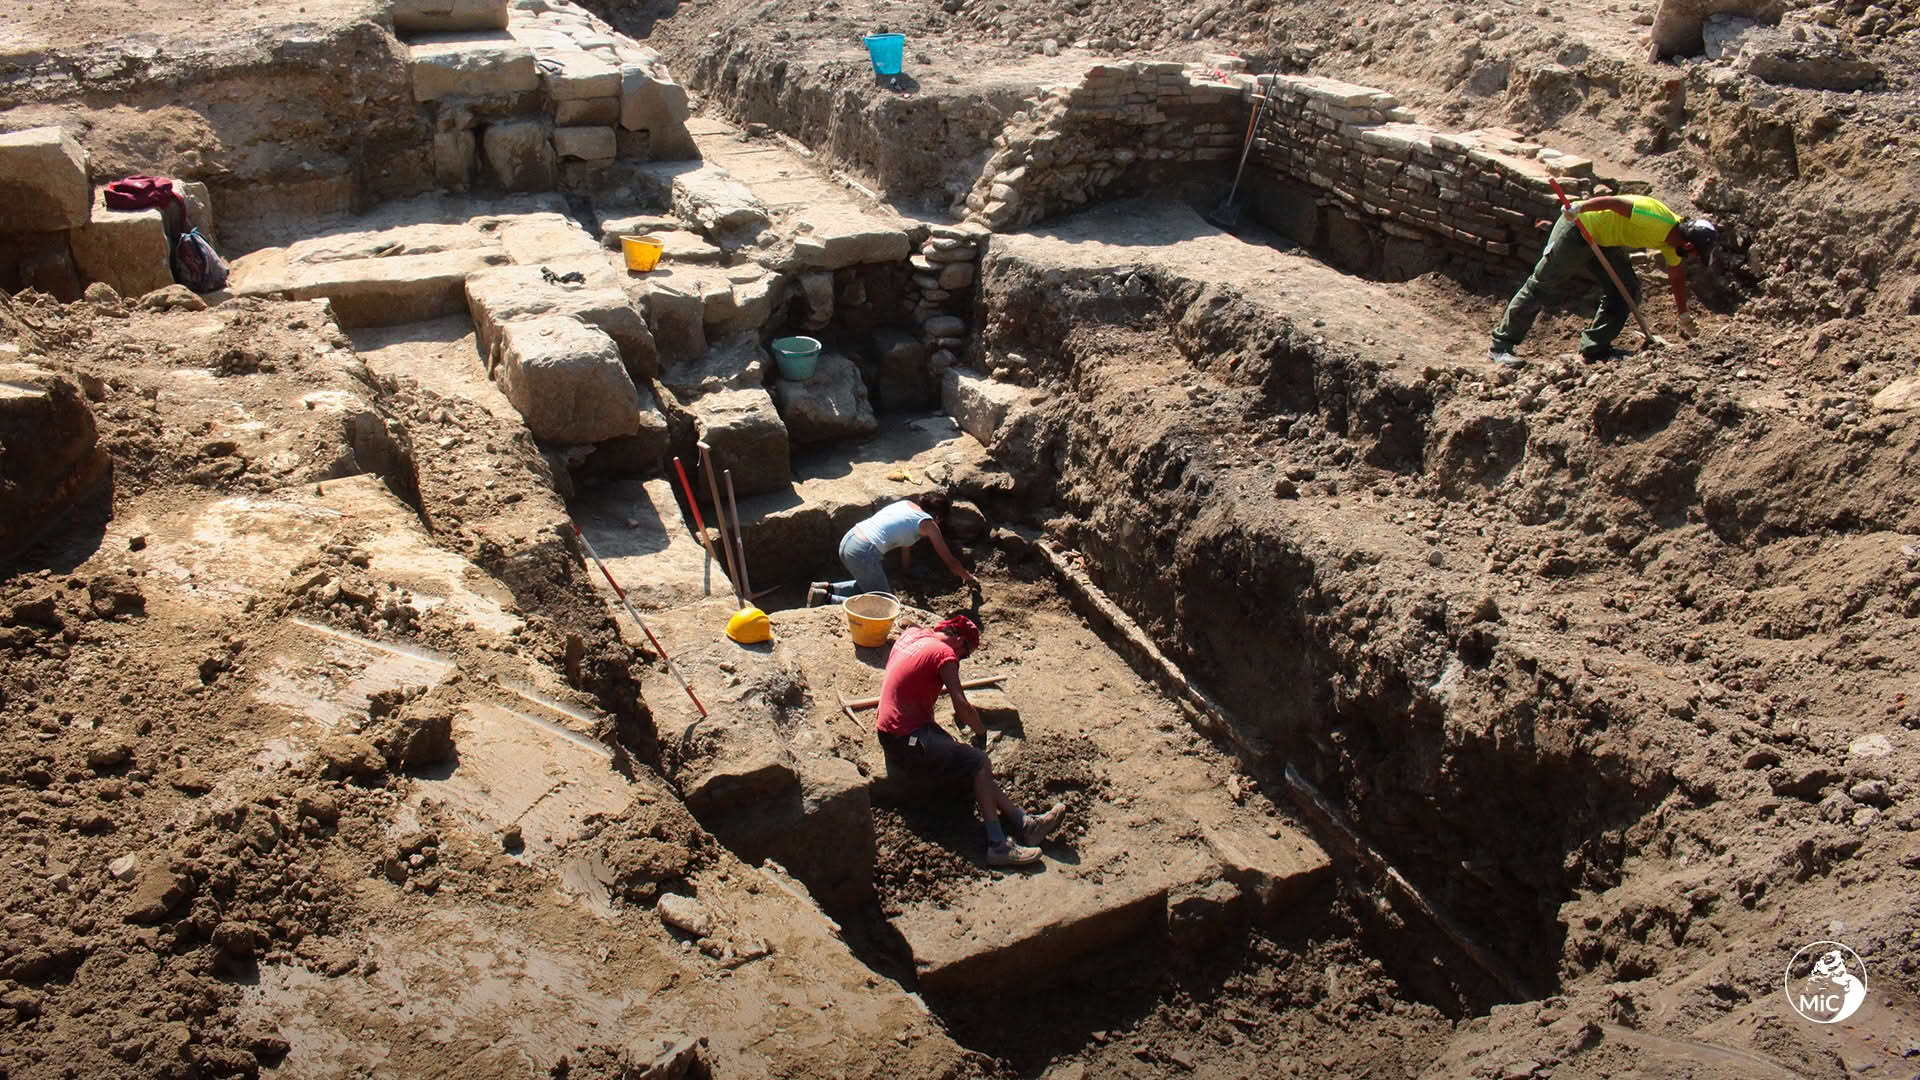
[936,615,980,652]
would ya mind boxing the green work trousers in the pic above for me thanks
[1490,216,1641,358]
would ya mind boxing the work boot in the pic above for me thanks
[986,839,1042,867]
[1488,348,1524,367]
[1020,802,1066,846]
[806,583,828,607]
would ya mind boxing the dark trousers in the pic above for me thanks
[1491,216,1642,358]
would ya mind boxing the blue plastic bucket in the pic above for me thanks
[771,335,822,381]
[863,33,905,77]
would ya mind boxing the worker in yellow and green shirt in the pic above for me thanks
[1489,194,1718,366]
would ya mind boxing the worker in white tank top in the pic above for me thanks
[809,494,977,605]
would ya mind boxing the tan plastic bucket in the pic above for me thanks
[621,234,664,272]
[843,593,900,647]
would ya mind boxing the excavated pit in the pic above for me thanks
[9,0,1920,1074]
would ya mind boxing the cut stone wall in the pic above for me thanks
[1245,73,1607,275]
[963,62,1246,231]
[401,0,697,197]
[962,61,1622,278]
[675,36,1027,212]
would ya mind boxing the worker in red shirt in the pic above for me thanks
[875,613,1065,866]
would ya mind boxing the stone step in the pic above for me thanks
[574,476,720,611]
[724,413,997,588]
[893,825,1218,992]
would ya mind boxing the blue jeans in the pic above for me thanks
[829,530,889,601]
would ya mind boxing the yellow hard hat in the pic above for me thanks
[725,606,771,644]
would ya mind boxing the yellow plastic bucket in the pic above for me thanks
[621,234,664,272]
[843,593,900,647]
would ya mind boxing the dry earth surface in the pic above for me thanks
[5,0,1920,1074]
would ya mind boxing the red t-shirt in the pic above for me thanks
[875,628,955,736]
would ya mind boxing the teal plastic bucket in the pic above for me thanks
[771,335,822,381]
[863,33,905,77]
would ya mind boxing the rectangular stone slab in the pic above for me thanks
[390,0,509,32]
[409,34,539,102]
[892,840,1216,994]
[235,248,507,327]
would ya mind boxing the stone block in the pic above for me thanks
[389,0,509,32]
[789,205,912,271]
[490,210,603,263]
[555,96,621,126]
[596,210,681,247]
[942,367,1027,446]
[409,34,539,102]
[799,271,834,329]
[0,127,91,232]
[619,65,698,160]
[772,350,877,444]
[689,388,790,496]
[494,316,646,443]
[662,329,765,402]
[1199,820,1332,915]
[1871,376,1920,413]
[235,248,507,327]
[871,326,932,411]
[433,130,477,189]
[963,687,1019,729]
[936,262,975,290]
[711,272,782,337]
[1652,0,1789,58]
[0,364,109,564]
[482,118,558,192]
[553,126,617,162]
[465,258,658,382]
[639,163,769,244]
[638,277,708,366]
[922,314,965,338]
[541,50,620,100]
[70,190,173,299]
[654,229,726,264]
[173,181,216,247]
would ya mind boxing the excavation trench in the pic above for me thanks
[574,213,1678,1061]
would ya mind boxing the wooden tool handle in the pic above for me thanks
[841,672,1008,712]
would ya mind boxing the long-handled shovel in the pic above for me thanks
[1207,84,1271,228]
[724,469,752,600]
[1548,176,1661,349]
[696,441,743,606]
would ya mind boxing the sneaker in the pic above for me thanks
[1488,348,1524,367]
[986,839,1042,867]
[1019,802,1066,846]
[805,583,828,607]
